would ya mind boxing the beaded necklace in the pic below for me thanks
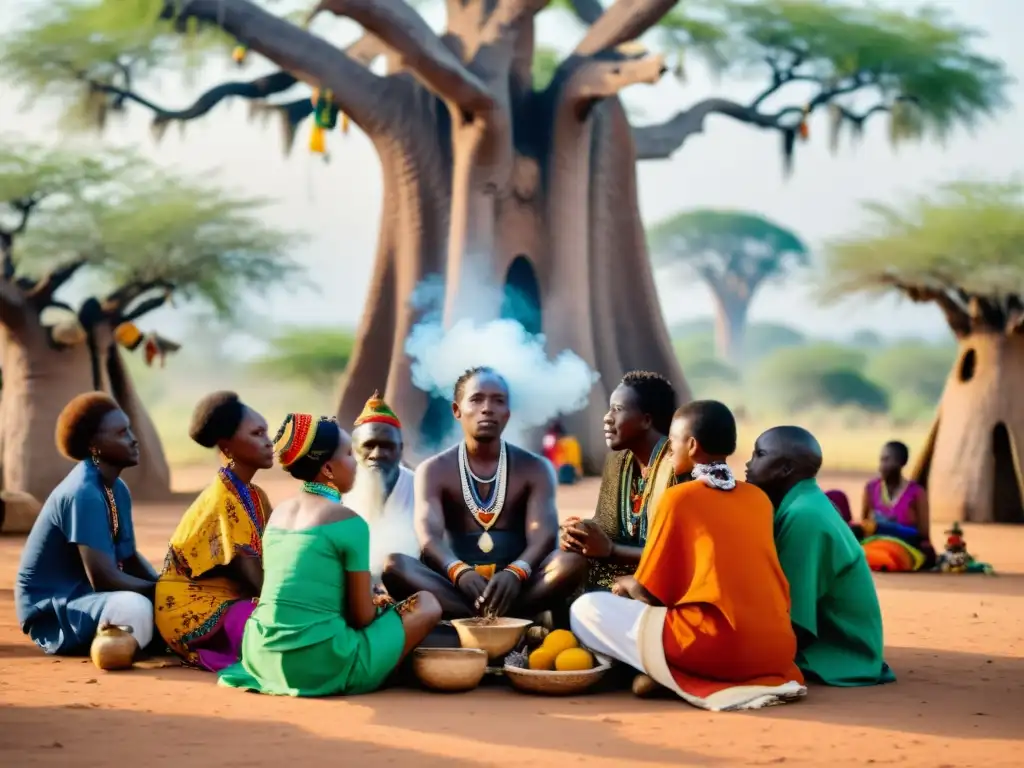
[102,484,120,542]
[618,437,668,543]
[219,466,264,531]
[303,481,342,503]
[458,440,507,554]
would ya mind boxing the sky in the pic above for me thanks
[1,0,1022,350]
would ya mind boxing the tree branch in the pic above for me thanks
[26,258,88,302]
[575,0,677,57]
[633,97,786,160]
[563,56,666,118]
[162,0,392,133]
[121,294,171,324]
[633,80,888,161]
[885,278,974,338]
[314,0,495,112]
[346,33,388,67]
[102,279,174,316]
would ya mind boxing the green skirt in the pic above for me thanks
[218,608,405,697]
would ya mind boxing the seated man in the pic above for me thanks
[16,393,157,659]
[745,426,896,687]
[383,367,588,623]
[570,401,805,711]
[560,371,677,591]
[345,391,418,578]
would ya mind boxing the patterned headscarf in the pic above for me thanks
[353,390,401,430]
[274,413,340,475]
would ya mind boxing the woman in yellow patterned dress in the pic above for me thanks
[155,392,274,670]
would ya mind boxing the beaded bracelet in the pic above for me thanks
[504,559,532,582]
[446,560,471,585]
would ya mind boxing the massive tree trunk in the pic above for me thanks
[0,305,93,503]
[913,332,1024,524]
[0,275,174,504]
[169,0,691,471]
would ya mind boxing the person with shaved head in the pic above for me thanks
[746,426,895,687]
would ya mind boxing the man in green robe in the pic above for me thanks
[746,426,895,687]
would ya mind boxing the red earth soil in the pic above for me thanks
[1,465,1022,767]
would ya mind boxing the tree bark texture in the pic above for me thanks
[913,333,1024,524]
[0,283,173,503]
[166,0,691,472]
[0,310,94,503]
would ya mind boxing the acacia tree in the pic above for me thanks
[648,210,807,364]
[0,141,295,502]
[826,181,1024,525]
[3,0,1006,468]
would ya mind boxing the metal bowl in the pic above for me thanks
[504,657,613,696]
[412,647,488,693]
[449,617,532,663]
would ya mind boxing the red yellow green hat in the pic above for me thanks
[353,390,401,430]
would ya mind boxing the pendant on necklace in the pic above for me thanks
[478,531,494,553]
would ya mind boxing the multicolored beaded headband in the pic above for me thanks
[275,413,337,468]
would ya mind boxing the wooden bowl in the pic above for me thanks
[504,656,613,696]
[412,648,488,693]
[450,617,532,663]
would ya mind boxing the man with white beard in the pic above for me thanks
[346,392,419,579]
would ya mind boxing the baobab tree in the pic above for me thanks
[2,0,1007,467]
[826,180,1024,525]
[648,210,808,364]
[0,141,294,502]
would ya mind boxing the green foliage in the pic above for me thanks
[3,138,301,317]
[0,141,134,231]
[649,209,808,292]
[720,0,1010,143]
[744,322,805,358]
[0,0,226,131]
[865,343,954,404]
[251,327,357,389]
[825,180,1024,300]
[672,320,805,366]
[748,342,890,413]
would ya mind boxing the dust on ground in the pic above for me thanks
[1,467,1021,767]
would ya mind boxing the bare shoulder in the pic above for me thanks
[415,446,458,481]
[507,443,555,484]
[304,502,366,531]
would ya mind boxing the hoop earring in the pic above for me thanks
[323,465,337,488]
[90,449,101,467]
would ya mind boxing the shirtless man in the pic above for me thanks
[382,367,588,622]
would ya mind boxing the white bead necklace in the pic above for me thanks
[458,440,507,554]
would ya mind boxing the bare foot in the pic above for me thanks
[632,673,666,698]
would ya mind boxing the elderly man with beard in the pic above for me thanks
[345,392,419,586]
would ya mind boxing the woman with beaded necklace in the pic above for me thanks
[219,413,442,696]
[155,391,274,670]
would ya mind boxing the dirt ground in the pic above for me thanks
[1,465,1022,767]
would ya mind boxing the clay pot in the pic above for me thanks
[90,625,138,671]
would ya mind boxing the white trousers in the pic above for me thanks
[570,591,648,674]
[98,592,154,649]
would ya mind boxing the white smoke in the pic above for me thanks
[403,263,598,451]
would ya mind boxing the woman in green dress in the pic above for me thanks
[218,413,442,697]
